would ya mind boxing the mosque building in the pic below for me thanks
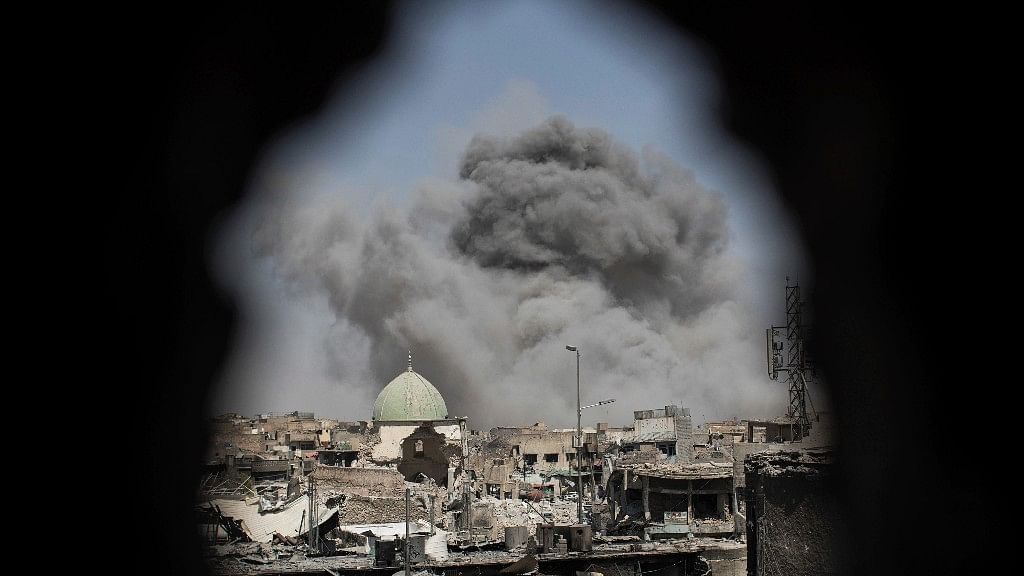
[369,352,468,487]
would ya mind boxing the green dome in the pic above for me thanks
[372,363,449,421]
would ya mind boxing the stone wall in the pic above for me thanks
[337,496,408,524]
[398,425,455,484]
[701,543,747,576]
[335,492,444,526]
[673,407,693,464]
[287,419,321,433]
[518,431,575,472]
[371,422,462,462]
[312,466,406,498]
[209,432,265,458]
[636,416,674,436]
[745,449,836,576]
[260,416,293,434]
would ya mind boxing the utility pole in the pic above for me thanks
[404,488,411,576]
[766,277,815,439]
[564,345,615,524]
[566,345,582,524]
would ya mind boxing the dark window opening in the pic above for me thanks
[657,443,676,456]
[544,453,559,463]
[414,440,424,458]
[693,493,722,520]
[523,454,538,465]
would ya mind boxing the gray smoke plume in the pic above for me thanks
[254,116,778,427]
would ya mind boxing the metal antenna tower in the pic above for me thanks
[766,277,814,440]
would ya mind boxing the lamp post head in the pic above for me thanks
[566,345,577,352]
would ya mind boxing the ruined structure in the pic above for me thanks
[200,393,829,576]
[368,354,468,486]
[492,422,579,474]
[606,462,738,539]
[619,405,694,465]
[744,448,836,576]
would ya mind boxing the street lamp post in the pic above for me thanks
[565,345,616,525]
[565,345,582,524]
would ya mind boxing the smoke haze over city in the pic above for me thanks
[209,0,812,428]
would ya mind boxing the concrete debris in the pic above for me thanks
[202,408,834,574]
[745,448,836,575]
[497,553,538,574]
[271,533,300,546]
[744,448,831,477]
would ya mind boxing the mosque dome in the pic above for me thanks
[372,353,449,421]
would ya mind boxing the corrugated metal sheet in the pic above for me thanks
[340,520,430,538]
[209,497,335,542]
[336,521,448,561]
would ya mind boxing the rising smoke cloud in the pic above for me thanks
[254,116,777,427]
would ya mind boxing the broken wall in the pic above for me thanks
[208,432,265,459]
[286,419,321,433]
[673,408,693,464]
[745,449,837,576]
[630,405,693,464]
[260,416,293,434]
[336,494,442,525]
[517,431,576,472]
[371,422,462,462]
[732,443,770,489]
[398,425,456,485]
[312,466,406,498]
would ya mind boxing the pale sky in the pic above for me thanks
[209,0,815,427]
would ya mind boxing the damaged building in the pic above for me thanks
[479,422,603,501]
[617,405,694,464]
[313,466,444,526]
[606,462,739,540]
[201,365,836,576]
[744,448,836,576]
[367,355,468,487]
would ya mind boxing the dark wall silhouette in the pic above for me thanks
[646,3,992,574]
[109,6,393,574]
[109,4,988,574]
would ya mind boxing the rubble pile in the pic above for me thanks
[541,499,577,525]
[488,499,547,535]
[359,430,381,463]
[337,494,413,524]
[472,496,580,536]
[745,448,831,477]
[201,404,836,573]
[204,541,305,568]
